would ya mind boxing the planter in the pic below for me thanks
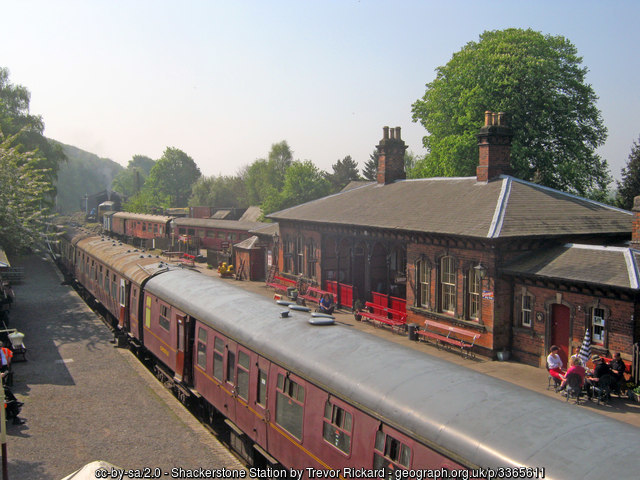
[629,391,640,403]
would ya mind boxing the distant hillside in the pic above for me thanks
[52,140,124,213]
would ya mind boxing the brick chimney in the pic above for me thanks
[377,126,407,185]
[476,111,513,182]
[632,196,640,247]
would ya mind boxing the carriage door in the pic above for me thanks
[175,315,187,382]
[551,304,570,366]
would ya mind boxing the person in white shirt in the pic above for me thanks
[547,345,564,383]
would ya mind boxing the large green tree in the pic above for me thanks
[112,154,155,197]
[189,174,248,208]
[411,28,610,198]
[0,133,54,252]
[262,160,331,214]
[0,67,65,202]
[616,136,640,210]
[326,155,361,192]
[242,141,294,205]
[126,148,200,211]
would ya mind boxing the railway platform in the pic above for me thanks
[4,255,246,480]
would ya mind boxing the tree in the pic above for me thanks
[262,161,331,215]
[0,67,65,202]
[127,148,200,211]
[242,141,294,205]
[411,28,610,197]
[0,132,54,252]
[616,136,640,210]
[362,150,379,181]
[326,155,361,192]
[112,155,155,197]
[189,174,248,208]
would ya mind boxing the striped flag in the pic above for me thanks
[578,329,591,365]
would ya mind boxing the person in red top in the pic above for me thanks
[559,356,586,390]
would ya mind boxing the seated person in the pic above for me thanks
[585,354,611,399]
[569,346,583,366]
[546,345,564,384]
[318,293,335,315]
[608,352,626,393]
[559,356,586,390]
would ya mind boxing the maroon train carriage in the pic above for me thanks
[60,232,171,344]
[65,234,639,479]
[110,212,173,242]
[171,217,265,251]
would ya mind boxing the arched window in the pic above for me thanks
[440,256,456,314]
[416,259,430,309]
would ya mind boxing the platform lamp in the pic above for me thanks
[474,263,487,284]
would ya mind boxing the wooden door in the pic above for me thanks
[551,304,570,367]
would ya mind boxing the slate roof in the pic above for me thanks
[502,244,640,290]
[268,175,631,239]
[172,217,266,232]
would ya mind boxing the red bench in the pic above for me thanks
[299,286,334,306]
[359,302,407,334]
[267,275,297,294]
[180,253,195,267]
[417,319,480,358]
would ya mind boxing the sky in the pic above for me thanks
[2,1,639,183]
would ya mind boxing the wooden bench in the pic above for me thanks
[359,302,407,334]
[267,275,297,295]
[299,286,334,306]
[417,319,479,358]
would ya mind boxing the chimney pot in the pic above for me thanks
[484,111,492,126]
[477,111,513,182]
[395,127,402,140]
[383,126,389,140]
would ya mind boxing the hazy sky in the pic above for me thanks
[2,1,639,182]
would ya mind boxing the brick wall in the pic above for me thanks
[511,282,637,367]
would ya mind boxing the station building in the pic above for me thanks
[268,112,639,368]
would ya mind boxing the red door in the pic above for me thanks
[551,304,570,367]
[175,315,186,381]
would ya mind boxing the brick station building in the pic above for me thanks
[268,112,638,367]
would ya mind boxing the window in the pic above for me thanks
[236,351,250,401]
[323,402,352,454]
[196,328,207,370]
[119,279,126,307]
[206,230,215,238]
[213,337,224,381]
[373,431,411,469]
[468,268,481,320]
[112,274,117,300]
[306,240,316,279]
[283,236,294,273]
[276,373,305,440]
[257,369,268,407]
[592,308,605,344]
[159,305,170,331]
[416,259,430,308]
[440,256,456,313]
[295,236,304,275]
[226,350,236,384]
[521,294,532,327]
[104,272,110,295]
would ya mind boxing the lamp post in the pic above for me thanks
[474,263,487,282]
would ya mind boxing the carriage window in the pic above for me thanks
[276,373,305,440]
[374,431,411,469]
[119,279,126,307]
[323,402,352,454]
[226,351,236,385]
[196,328,207,370]
[111,274,117,299]
[104,273,110,294]
[159,305,170,331]
[257,369,267,407]
[236,351,250,400]
[213,337,224,381]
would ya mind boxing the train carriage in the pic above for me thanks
[110,212,173,243]
[64,233,640,479]
[142,269,640,478]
